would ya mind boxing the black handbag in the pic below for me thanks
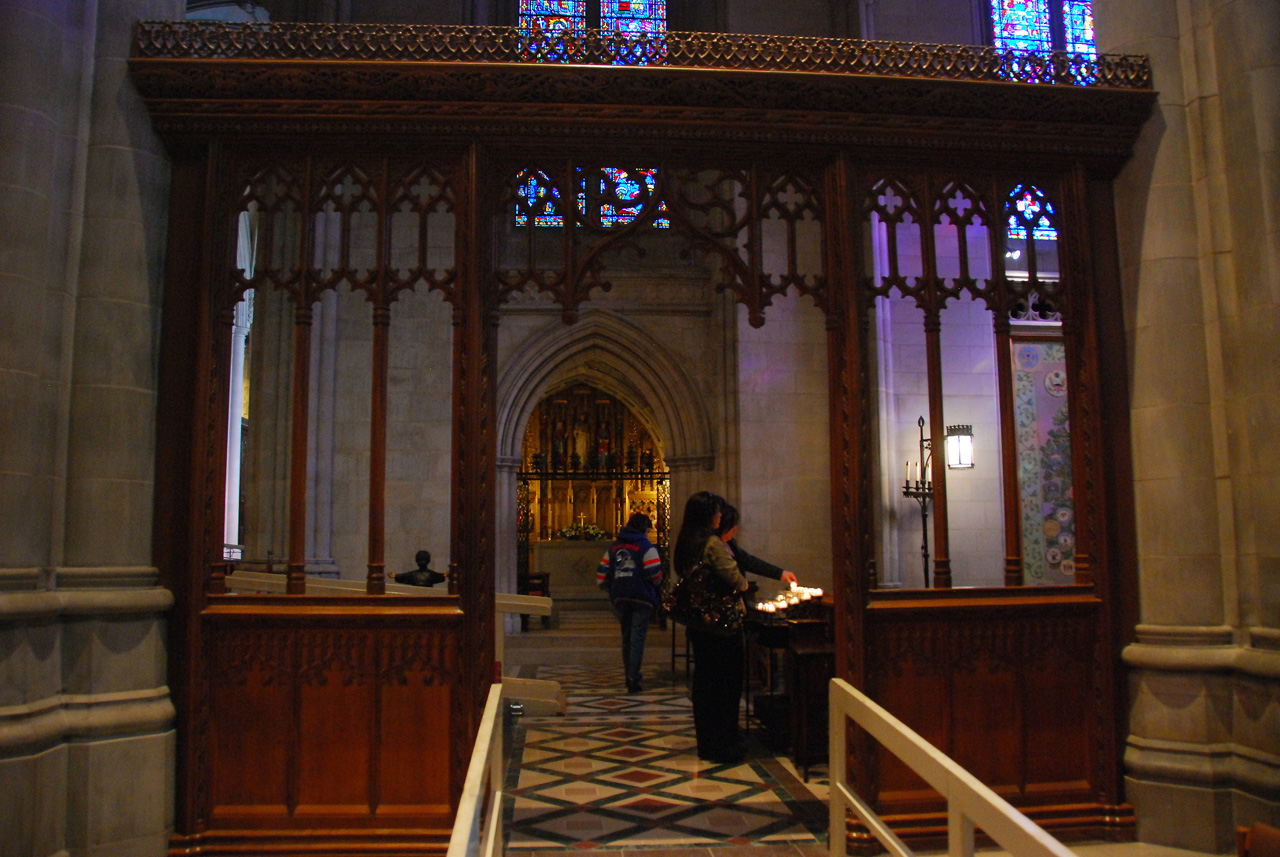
[665,562,742,635]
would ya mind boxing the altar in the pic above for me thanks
[532,539,611,602]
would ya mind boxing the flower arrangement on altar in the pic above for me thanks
[554,522,610,541]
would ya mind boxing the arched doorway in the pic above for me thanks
[493,310,716,616]
[516,382,670,600]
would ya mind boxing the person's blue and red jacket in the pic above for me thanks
[597,525,662,607]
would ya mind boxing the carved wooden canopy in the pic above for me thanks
[130,22,1154,168]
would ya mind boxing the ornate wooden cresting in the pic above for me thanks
[136,22,1152,857]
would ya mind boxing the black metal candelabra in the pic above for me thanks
[901,415,933,588]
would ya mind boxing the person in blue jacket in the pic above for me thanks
[598,513,663,693]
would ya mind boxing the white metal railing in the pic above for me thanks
[448,683,506,857]
[828,677,1078,857]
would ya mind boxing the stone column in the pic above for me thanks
[495,454,521,636]
[1101,0,1280,848]
[305,288,340,577]
[0,1,182,856]
[224,297,251,555]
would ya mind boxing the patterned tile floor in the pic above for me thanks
[504,665,829,853]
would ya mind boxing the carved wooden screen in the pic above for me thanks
[857,170,1095,592]
[133,21,1153,856]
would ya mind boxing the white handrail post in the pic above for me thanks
[829,678,848,857]
[948,803,974,857]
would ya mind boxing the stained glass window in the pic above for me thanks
[1007,184,1057,241]
[1062,1,1096,55]
[601,0,665,35]
[520,0,586,61]
[516,169,569,227]
[520,0,586,36]
[991,0,1052,53]
[601,0,666,64]
[517,2,670,229]
[599,168,669,228]
[990,0,1097,84]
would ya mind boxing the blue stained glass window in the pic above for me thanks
[516,169,568,227]
[991,0,1052,52]
[599,167,669,228]
[602,0,666,64]
[520,0,586,61]
[1062,0,1096,55]
[520,0,586,35]
[1007,184,1058,241]
[517,2,669,228]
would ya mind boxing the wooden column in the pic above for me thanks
[367,303,390,594]
[825,154,875,836]
[284,158,315,595]
[451,143,498,742]
[923,308,952,589]
[994,310,1024,586]
[1059,167,1097,588]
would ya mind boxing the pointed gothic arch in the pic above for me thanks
[496,310,714,466]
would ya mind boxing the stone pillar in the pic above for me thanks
[495,455,521,636]
[0,1,183,856]
[224,297,251,555]
[1100,0,1280,848]
[305,289,339,577]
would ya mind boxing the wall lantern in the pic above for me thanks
[945,424,975,470]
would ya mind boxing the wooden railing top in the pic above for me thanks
[132,22,1151,91]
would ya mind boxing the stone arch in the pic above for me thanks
[492,310,717,619]
[496,310,714,466]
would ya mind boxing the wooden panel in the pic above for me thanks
[297,631,375,811]
[952,664,1021,794]
[1024,647,1092,796]
[196,598,465,849]
[864,591,1110,837]
[209,630,292,816]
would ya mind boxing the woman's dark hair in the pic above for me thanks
[673,491,719,576]
[716,504,739,536]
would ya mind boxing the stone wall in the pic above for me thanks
[0,1,180,856]
[1100,0,1280,848]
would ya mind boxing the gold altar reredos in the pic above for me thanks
[521,383,666,541]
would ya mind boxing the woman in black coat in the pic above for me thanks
[673,491,751,763]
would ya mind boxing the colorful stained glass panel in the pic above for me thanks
[1007,184,1058,241]
[516,169,568,227]
[1063,0,1096,55]
[601,0,666,35]
[598,167,669,228]
[990,0,1051,52]
[520,0,586,34]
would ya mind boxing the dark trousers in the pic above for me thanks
[616,602,652,686]
[688,628,745,757]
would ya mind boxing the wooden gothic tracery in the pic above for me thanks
[134,21,1153,857]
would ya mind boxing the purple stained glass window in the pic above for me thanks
[1007,184,1058,241]
[1063,1,1096,55]
[991,0,1052,52]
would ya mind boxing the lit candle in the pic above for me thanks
[814,588,823,597]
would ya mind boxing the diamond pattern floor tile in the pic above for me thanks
[505,665,827,850]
